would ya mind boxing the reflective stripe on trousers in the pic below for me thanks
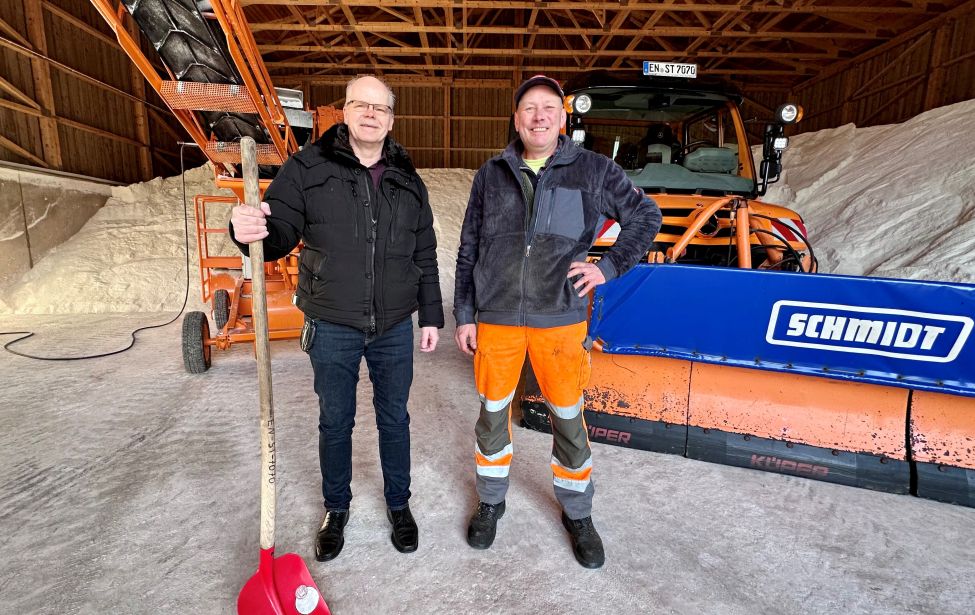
[472,321,594,519]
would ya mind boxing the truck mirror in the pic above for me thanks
[757,123,787,196]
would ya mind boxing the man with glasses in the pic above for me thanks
[230,75,443,562]
[453,75,661,568]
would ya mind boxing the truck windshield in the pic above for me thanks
[569,87,755,196]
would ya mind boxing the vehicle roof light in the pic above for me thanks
[776,103,803,124]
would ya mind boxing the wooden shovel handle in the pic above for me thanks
[241,137,276,551]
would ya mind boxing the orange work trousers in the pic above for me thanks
[473,321,595,519]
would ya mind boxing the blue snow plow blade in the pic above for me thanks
[590,265,975,397]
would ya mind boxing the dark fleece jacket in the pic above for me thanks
[454,135,661,328]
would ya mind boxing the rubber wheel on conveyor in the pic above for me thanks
[212,289,230,331]
[182,311,212,373]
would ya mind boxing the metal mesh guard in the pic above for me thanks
[160,81,259,114]
[206,142,284,166]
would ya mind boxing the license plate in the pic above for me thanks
[643,61,698,78]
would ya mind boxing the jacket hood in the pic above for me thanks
[294,123,416,174]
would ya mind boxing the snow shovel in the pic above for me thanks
[236,137,331,615]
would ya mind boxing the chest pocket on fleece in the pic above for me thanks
[537,187,585,241]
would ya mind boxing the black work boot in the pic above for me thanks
[561,512,605,569]
[387,505,419,553]
[466,501,506,549]
[314,509,349,562]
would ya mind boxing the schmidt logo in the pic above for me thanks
[766,301,973,363]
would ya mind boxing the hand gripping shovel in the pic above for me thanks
[236,137,331,615]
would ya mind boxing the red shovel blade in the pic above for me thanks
[238,548,331,615]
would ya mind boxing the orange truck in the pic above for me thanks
[520,65,975,508]
[564,68,814,272]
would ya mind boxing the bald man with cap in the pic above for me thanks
[453,75,662,568]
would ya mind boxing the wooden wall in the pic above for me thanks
[740,8,975,139]
[0,0,200,184]
[1,2,973,181]
[305,79,514,169]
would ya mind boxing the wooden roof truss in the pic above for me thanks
[239,0,972,87]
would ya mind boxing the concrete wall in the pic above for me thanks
[0,163,114,292]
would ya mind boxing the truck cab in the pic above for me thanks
[563,69,815,272]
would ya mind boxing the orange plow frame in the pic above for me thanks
[524,340,975,506]
[522,267,975,508]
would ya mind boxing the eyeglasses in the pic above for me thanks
[345,100,393,117]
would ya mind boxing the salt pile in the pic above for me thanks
[0,164,232,315]
[760,98,975,284]
[2,99,973,316]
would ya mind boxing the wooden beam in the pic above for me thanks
[261,46,836,61]
[0,14,32,48]
[0,96,170,155]
[442,82,450,165]
[858,76,925,125]
[840,70,857,125]
[609,4,676,70]
[796,0,975,92]
[414,5,435,74]
[124,14,154,180]
[249,23,881,40]
[923,23,950,110]
[24,0,63,169]
[0,133,49,168]
[0,37,172,114]
[270,64,801,75]
[850,70,927,102]
[0,97,43,116]
[848,32,930,100]
[285,5,339,67]
[739,95,775,117]
[0,74,42,109]
[42,1,118,48]
[241,0,933,15]
[338,3,381,73]
[58,116,147,148]
[149,107,188,146]
[151,149,180,175]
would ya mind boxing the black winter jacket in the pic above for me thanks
[232,124,444,335]
[454,135,661,328]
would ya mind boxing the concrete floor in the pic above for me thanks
[2,312,973,615]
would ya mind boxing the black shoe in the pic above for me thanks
[387,505,419,553]
[561,512,605,569]
[315,509,349,562]
[466,501,505,549]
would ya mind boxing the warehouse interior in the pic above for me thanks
[2,2,975,614]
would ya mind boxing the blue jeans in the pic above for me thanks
[309,317,414,511]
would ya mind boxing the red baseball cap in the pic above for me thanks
[513,75,564,107]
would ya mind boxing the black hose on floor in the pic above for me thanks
[1,143,197,360]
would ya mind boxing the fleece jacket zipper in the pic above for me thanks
[513,161,542,327]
